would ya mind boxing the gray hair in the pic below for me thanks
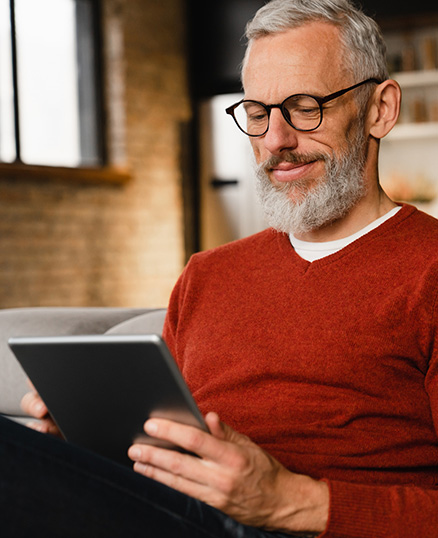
[243,0,388,105]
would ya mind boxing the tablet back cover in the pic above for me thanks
[9,334,206,466]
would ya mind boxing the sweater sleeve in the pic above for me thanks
[320,478,438,537]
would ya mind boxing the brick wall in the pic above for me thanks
[0,0,191,308]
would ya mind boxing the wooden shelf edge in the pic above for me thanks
[0,162,131,185]
[392,69,438,88]
[385,122,438,141]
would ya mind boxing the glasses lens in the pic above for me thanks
[283,95,321,131]
[234,101,268,136]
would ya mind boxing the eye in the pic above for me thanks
[285,95,320,117]
[244,102,268,123]
[283,95,320,127]
[282,95,322,130]
[296,104,320,118]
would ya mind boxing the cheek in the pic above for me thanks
[325,106,361,150]
[249,138,264,164]
[311,127,350,160]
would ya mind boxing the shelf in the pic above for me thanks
[392,69,438,88]
[385,122,438,141]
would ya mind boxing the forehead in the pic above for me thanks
[243,22,348,100]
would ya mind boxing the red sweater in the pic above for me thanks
[163,204,438,537]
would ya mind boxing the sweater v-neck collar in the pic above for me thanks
[276,203,417,271]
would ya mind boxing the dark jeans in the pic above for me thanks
[0,416,316,537]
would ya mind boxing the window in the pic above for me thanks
[0,0,104,168]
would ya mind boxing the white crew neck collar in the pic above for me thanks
[289,206,402,262]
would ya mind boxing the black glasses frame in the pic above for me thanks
[225,78,381,137]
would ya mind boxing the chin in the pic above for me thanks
[271,176,319,206]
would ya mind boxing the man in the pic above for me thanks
[10,0,438,536]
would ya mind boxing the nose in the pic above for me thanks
[263,108,299,156]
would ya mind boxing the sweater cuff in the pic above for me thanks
[318,479,390,538]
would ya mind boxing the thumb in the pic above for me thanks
[205,412,253,446]
[205,411,227,439]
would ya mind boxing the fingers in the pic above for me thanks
[140,417,244,464]
[27,418,62,437]
[127,416,243,489]
[21,391,48,419]
[131,451,220,504]
[128,416,257,493]
[127,437,245,511]
[140,414,254,463]
[21,390,63,438]
[129,442,216,486]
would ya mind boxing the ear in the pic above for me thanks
[368,79,401,139]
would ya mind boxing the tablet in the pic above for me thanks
[8,334,208,466]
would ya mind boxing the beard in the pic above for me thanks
[254,127,368,236]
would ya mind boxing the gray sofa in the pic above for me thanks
[0,307,167,423]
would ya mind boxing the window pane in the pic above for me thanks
[0,0,16,162]
[15,0,80,166]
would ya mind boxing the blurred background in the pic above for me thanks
[0,0,437,309]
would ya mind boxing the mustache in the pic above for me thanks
[257,151,329,172]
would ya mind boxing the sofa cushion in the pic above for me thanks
[0,307,151,417]
[105,309,166,336]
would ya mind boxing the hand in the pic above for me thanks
[20,386,62,438]
[128,412,328,534]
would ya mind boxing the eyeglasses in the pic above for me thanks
[225,78,381,137]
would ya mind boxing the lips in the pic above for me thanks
[270,160,318,183]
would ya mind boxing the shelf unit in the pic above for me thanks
[380,65,438,214]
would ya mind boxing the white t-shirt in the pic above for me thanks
[290,206,402,262]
